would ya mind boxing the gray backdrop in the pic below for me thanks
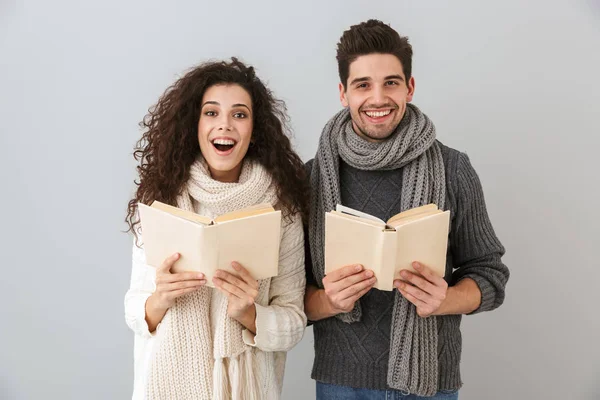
[1,0,599,399]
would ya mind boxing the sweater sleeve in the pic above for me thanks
[243,213,308,351]
[449,153,510,314]
[124,237,157,337]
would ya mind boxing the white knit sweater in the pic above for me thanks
[124,212,307,400]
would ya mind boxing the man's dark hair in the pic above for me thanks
[336,19,413,89]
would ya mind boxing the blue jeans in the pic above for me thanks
[316,382,459,400]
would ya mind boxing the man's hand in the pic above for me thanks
[394,261,448,318]
[322,264,377,314]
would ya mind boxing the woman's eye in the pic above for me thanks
[205,110,217,116]
[233,112,247,119]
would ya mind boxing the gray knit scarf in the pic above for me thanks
[308,103,446,396]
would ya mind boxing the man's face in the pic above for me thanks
[340,53,415,142]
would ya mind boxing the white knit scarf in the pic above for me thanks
[146,157,278,400]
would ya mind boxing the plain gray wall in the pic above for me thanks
[1,0,599,399]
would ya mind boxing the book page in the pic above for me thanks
[181,225,219,286]
[138,203,207,272]
[150,200,212,225]
[386,203,439,226]
[213,211,281,280]
[393,211,450,280]
[325,212,384,278]
[387,210,442,229]
[330,210,386,228]
[335,204,386,225]
[214,203,275,223]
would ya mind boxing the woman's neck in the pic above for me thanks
[208,162,243,183]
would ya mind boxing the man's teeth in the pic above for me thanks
[365,110,392,118]
[213,139,236,145]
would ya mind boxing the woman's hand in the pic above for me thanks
[145,253,206,331]
[213,261,259,333]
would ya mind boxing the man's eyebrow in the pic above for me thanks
[349,77,371,86]
[349,75,405,85]
[384,74,404,81]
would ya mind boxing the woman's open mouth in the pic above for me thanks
[211,138,237,155]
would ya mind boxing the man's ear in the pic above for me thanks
[406,76,415,102]
[339,82,349,107]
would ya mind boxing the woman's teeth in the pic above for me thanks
[212,138,236,152]
[213,139,235,146]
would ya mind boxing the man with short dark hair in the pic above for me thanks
[304,19,510,399]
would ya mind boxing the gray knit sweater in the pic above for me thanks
[305,141,509,391]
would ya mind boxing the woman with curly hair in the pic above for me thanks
[124,58,308,400]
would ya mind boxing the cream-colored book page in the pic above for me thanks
[214,203,275,223]
[187,225,219,287]
[386,204,438,226]
[335,204,386,224]
[150,200,212,225]
[213,211,282,281]
[138,203,206,273]
[330,211,386,228]
[393,211,450,280]
[388,210,442,229]
[325,212,385,280]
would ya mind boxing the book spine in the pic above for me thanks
[199,226,219,287]
[377,230,398,291]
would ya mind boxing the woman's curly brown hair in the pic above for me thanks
[126,58,308,240]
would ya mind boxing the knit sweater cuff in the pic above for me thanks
[461,274,496,314]
[241,302,269,347]
[242,329,256,346]
[131,293,157,338]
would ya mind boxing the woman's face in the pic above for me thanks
[197,84,253,182]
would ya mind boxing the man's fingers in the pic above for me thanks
[325,264,364,283]
[413,262,446,286]
[339,276,377,300]
[399,270,436,296]
[353,285,373,302]
[326,269,373,298]
[394,280,429,302]
[340,269,374,289]
[398,288,427,309]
